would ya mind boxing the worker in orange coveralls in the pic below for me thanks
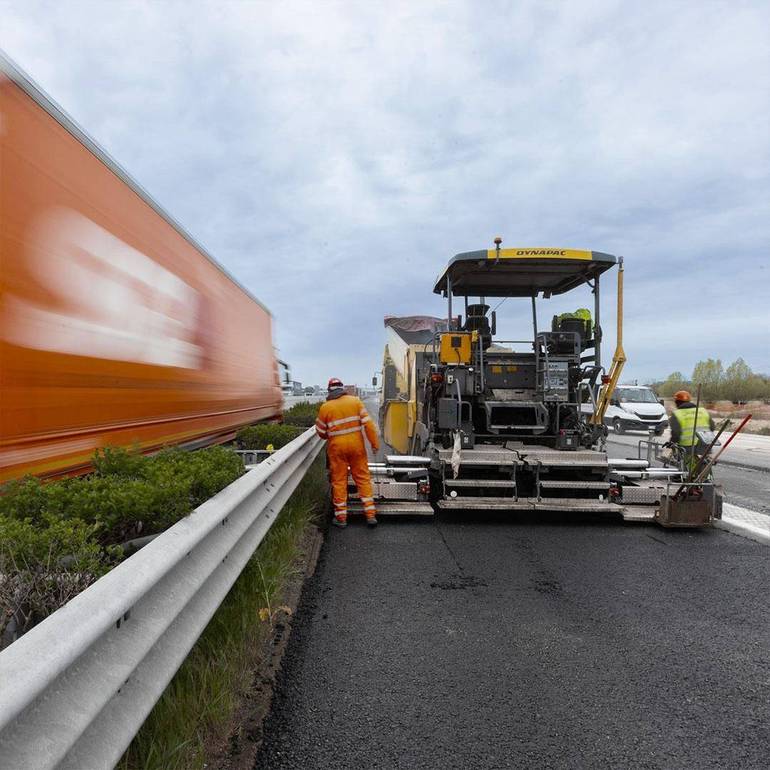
[315,378,380,529]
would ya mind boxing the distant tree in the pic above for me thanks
[745,373,770,402]
[658,370,689,398]
[653,360,770,403]
[724,358,753,402]
[691,358,724,400]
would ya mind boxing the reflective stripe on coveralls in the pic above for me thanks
[316,394,379,521]
[672,406,712,447]
[359,495,376,514]
[329,425,364,436]
[328,415,360,427]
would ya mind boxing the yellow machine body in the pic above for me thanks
[379,319,446,455]
[439,332,472,365]
[383,401,410,454]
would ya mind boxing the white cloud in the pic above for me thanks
[2,0,769,386]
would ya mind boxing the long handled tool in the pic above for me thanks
[692,413,752,484]
[688,384,702,477]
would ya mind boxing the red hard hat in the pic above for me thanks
[673,390,691,402]
[328,377,343,389]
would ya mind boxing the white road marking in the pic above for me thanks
[715,503,770,545]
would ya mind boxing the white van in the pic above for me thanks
[602,385,668,435]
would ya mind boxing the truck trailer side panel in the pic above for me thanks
[0,65,281,481]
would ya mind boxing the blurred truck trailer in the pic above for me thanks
[0,55,282,482]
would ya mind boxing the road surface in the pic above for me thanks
[255,406,770,769]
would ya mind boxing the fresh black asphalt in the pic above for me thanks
[255,515,770,769]
[716,463,770,515]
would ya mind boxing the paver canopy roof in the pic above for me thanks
[433,248,617,298]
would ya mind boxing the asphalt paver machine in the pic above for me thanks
[353,243,721,527]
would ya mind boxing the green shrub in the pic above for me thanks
[142,447,245,511]
[283,400,320,427]
[0,447,245,546]
[0,445,245,642]
[234,401,319,448]
[236,423,304,450]
[0,511,114,641]
[93,445,146,478]
[56,476,169,543]
[0,511,106,572]
[0,476,51,527]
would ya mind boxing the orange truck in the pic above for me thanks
[0,55,282,482]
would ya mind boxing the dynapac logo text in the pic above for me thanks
[516,249,567,256]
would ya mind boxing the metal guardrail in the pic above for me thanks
[0,428,322,769]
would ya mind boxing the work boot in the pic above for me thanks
[366,516,378,528]
[332,516,347,529]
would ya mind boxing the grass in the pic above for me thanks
[119,454,328,770]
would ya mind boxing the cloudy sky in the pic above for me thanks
[3,0,769,387]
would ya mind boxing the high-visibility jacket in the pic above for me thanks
[315,394,379,451]
[315,394,379,521]
[670,404,713,447]
[556,308,592,324]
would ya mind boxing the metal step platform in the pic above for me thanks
[436,445,609,469]
[445,479,516,488]
[384,455,432,466]
[437,497,625,513]
[347,502,434,517]
[538,480,610,489]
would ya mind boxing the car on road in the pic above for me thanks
[602,385,668,434]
